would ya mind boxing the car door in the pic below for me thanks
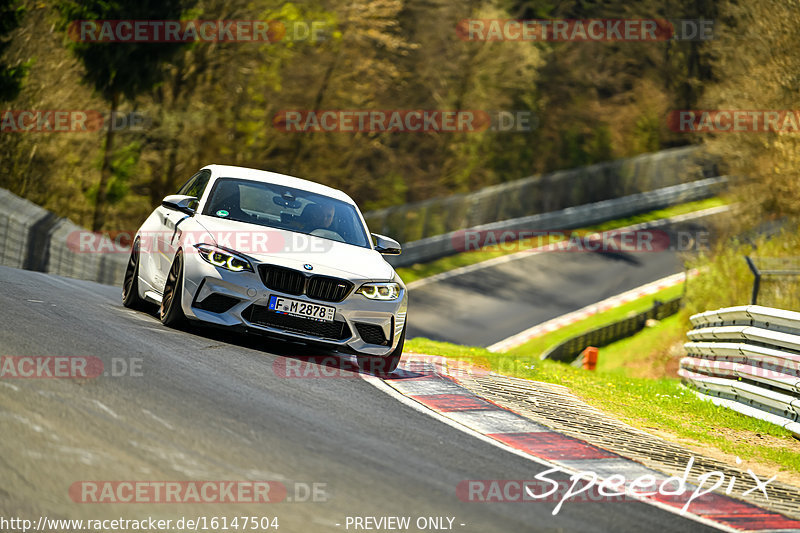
[152,170,211,291]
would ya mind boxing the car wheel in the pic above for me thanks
[160,250,187,327]
[357,324,405,375]
[122,239,146,309]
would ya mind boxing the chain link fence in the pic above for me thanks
[746,256,800,311]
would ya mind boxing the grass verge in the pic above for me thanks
[405,336,800,473]
[396,197,727,284]
[594,314,687,377]
[505,282,684,358]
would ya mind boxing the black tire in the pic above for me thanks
[122,239,146,309]
[357,324,405,375]
[160,251,187,327]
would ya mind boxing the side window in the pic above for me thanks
[176,172,201,195]
[176,170,211,209]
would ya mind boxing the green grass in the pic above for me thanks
[404,336,800,472]
[397,197,727,284]
[595,313,686,376]
[506,283,685,359]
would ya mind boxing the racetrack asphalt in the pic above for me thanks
[405,216,717,347]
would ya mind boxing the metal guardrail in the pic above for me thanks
[0,189,127,285]
[386,176,727,267]
[366,145,716,244]
[541,296,682,363]
[682,305,800,437]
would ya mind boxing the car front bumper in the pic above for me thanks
[179,253,407,357]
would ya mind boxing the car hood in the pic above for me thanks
[193,215,395,281]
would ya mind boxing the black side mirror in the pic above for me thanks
[371,233,402,255]
[162,195,198,216]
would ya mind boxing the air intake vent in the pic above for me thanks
[355,323,389,345]
[194,293,239,313]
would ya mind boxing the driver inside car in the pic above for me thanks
[299,203,335,232]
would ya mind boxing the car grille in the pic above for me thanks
[246,305,351,340]
[355,322,389,346]
[259,264,305,295]
[194,293,239,313]
[307,276,353,302]
[258,264,353,303]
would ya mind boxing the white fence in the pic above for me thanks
[682,305,800,437]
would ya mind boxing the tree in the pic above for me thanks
[703,0,800,226]
[0,0,27,101]
[57,0,191,230]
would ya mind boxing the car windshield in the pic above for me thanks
[202,178,371,248]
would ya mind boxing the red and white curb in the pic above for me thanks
[361,355,800,532]
[486,269,698,353]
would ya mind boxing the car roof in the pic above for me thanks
[202,164,356,205]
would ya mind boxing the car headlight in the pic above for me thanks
[194,244,253,272]
[356,282,401,300]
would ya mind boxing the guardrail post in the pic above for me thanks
[651,298,662,320]
[745,255,761,305]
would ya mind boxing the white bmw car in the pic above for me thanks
[122,165,408,373]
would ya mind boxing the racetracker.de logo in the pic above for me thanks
[682,358,800,380]
[69,481,287,503]
[1,110,149,133]
[458,479,634,503]
[67,20,328,43]
[274,110,535,133]
[668,110,800,133]
[0,356,104,378]
[450,228,711,253]
[274,110,491,133]
[66,230,333,254]
[457,19,713,41]
[457,19,674,41]
[0,356,142,378]
[272,354,491,379]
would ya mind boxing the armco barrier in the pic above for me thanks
[0,188,54,270]
[386,176,726,267]
[47,217,127,285]
[0,188,127,285]
[541,296,682,363]
[366,145,717,245]
[682,305,800,438]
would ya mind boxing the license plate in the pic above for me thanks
[268,295,335,322]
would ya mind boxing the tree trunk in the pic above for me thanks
[91,91,119,231]
[286,56,338,174]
